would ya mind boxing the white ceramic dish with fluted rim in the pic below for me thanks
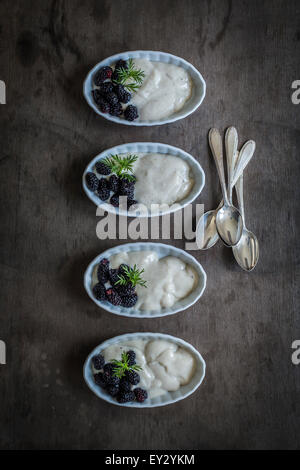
[83,50,206,126]
[83,332,206,408]
[82,142,205,218]
[84,242,206,318]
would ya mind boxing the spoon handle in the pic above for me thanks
[208,128,229,205]
[232,140,256,187]
[235,174,245,223]
[225,127,239,203]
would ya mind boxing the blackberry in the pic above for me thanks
[127,350,136,366]
[97,258,110,283]
[103,363,114,375]
[107,384,119,397]
[93,282,106,301]
[105,92,119,106]
[118,264,130,276]
[98,82,114,95]
[95,160,111,175]
[106,288,122,306]
[125,370,140,385]
[127,199,138,209]
[85,172,99,192]
[92,90,110,113]
[124,105,139,121]
[108,174,120,193]
[114,84,131,104]
[116,284,135,297]
[119,178,135,197]
[115,59,128,71]
[134,388,148,403]
[98,178,110,201]
[109,268,119,286]
[121,293,138,308]
[111,69,120,83]
[92,354,105,370]
[94,66,113,85]
[94,372,107,388]
[119,378,131,392]
[117,390,135,403]
[110,193,120,207]
[109,102,123,117]
[106,374,120,387]
[92,89,103,105]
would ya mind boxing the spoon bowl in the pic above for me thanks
[216,205,243,246]
[232,229,259,271]
[196,209,219,250]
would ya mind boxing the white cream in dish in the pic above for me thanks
[99,339,196,398]
[130,59,192,121]
[132,153,194,208]
[106,250,198,311]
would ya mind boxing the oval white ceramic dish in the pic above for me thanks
[82,142,205,218]
[84,242,206,318]
[83,332,206,408]
[83,50,206,126]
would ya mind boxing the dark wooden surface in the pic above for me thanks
[0,0,299,450]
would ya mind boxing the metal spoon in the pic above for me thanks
[232,175,259,271]
[196,127,238,249]
[208,128,243,246]
[196,134,256,249]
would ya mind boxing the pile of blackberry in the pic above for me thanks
[85,159,137,209]
[92,60,139,121]
[92,350,148,403]
[93,258,139,308]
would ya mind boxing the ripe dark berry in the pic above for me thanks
[119,378,131,392]
[124,105,139,121]
[127,199,138,209]
[103,363,114,375]
[134,388,148,403]
[117,390,135,403]
[116,284,135,297]
[107,384,119,397]
[92,89,103,105]
[127,350,136,366]
[94,372,107,388]
[97,178,110,201]
[118,264,130,276]
[105,92,119,106]
[95,161,111,175]
[94,66,113,85]
[92,354,105,370]
[92,90,110,113]
[106,374,120,387]
[125,370,140,385]
[93,282,106,301]
[108,174,120,193]
[109,102,123,117]
[114,84,131,104]
[115,59,128,71]
[98,82,114,95]
[97,258,110,283]
[86,172,99,192]
[109,269,119,286]
[106,288,122,306]
[121,293,138,308]
[119,178,135,197]
[110,193,120,207]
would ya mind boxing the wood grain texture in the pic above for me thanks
[0,0,299,450]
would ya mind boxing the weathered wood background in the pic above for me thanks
[0,0,299,450]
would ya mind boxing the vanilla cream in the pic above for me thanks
[130,59,192,121]
[100,338,196,398]
[108,250,198,311]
